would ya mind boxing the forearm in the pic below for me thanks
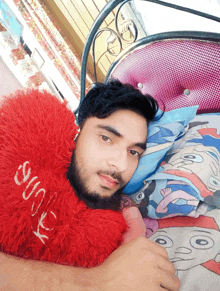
[0,252,101,291]
[0,207,152,291]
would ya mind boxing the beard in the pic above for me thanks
[66,151,124,210]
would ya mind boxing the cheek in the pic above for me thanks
[77,140,104,171]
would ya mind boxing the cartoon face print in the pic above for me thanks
[150,226,220,271]
[163,144,220,192]
[130,180,156,217]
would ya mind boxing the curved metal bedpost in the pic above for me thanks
[80,0,124,105]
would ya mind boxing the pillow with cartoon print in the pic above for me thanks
[123,105,198,194]
[130,113,220,219]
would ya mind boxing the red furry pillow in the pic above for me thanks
[0,89,127,267]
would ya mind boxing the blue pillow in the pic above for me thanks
[124,106,199,194]
[129,112,220,219]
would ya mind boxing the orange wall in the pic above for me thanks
[43,0,118,82]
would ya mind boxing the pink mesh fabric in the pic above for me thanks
[111,39,220,113]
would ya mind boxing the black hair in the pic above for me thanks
[77,79,159,127]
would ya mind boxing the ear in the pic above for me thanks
[74,128,81,142]
[74,133,79,142]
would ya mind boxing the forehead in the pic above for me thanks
[81,109,147,141]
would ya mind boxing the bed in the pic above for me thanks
[80,0,220,289]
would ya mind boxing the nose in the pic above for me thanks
[175,247,192,254]
[107,149,128,173]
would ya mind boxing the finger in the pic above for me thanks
[139,238,169,258]
[157,257,176,274]
[159,270,181,291]
[121,207,146,244]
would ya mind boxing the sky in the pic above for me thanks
[133,0,220,35]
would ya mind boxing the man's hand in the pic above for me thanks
[96,236,181,291]
[121,206,146,244]
[94,206,180,291]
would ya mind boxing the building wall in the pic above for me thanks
[43,0,119,82]
[0,56,22,99]
[2,0,80,111]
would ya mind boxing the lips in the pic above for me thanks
[99,174,119,189]
[170,257,184,263]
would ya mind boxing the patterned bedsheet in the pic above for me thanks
[130,113,220,290]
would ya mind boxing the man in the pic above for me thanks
[67,80,158,211]
[0,80,180,291]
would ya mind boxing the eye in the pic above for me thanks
[136,192,145,201]
[209,176,220,187]
[129,150,140,157]
[152,235,173,248]
[190,235,214,250]
[181,154,203,163]
[101,135,111,143]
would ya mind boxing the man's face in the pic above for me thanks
[69,109,148,209]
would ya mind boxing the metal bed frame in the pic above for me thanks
[79,0,220,110]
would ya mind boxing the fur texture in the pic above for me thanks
[0,89,127,267]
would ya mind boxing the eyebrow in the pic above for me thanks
[96,125,146,151]
[192,230,211,234]
[195,148,220,162]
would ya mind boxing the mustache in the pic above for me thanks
[97,170,124,186]
[66,151,125,210]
